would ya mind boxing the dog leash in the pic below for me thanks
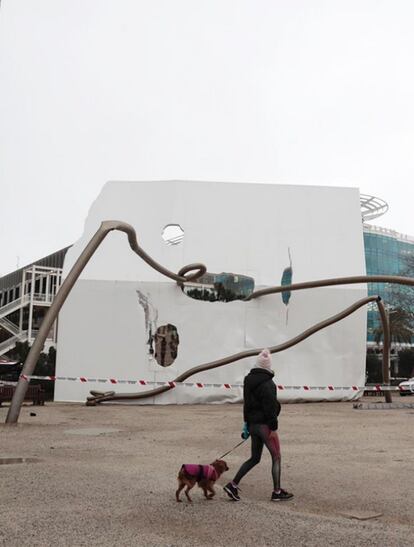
[218,439,247,460]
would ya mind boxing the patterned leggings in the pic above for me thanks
[233,424,281,491]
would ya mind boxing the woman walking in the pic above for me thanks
[224,349,293,502]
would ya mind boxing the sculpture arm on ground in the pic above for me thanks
[85,295,390,404]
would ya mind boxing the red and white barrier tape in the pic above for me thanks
[16,375,413,392]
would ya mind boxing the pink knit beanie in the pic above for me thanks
[256,348,272,370]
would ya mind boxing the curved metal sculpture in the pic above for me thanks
[5,220,205,424]
[6,220,411,423]
[86,295,388,405]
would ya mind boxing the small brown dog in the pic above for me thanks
[176,460,229,502]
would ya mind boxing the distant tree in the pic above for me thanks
[403,249,414,275]
[214,283,243,302]
[373,307,414,346]
[386,249,414,312]
[186,287,218,302]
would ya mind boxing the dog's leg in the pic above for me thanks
[199,480,209,499]
[207,485,215,499]
[176,482,185,502]
[184,485,193,503]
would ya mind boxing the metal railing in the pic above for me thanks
[0,292,54,320]
[33,293,54,304]
[0,295,30,319]
[0,317,20,335]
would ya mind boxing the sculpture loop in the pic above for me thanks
[177,264,207,283]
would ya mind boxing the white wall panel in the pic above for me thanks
[56,181,367,403]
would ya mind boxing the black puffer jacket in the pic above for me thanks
[243,368,281,431]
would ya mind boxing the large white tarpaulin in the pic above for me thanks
[55,181,367,403]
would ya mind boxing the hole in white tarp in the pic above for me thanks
[162,224,184,246]
[154,324,179,367]
[182,272,254,303]
[135,290,179,365]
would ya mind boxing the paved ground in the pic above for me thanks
[1,398,413,546]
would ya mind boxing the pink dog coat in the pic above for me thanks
[182,464,218,482]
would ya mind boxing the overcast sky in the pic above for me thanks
[1,0,414,277]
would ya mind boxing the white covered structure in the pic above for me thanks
[55,181,367,404]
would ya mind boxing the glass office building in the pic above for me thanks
[363,224,414,343]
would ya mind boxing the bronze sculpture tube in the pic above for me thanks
[377,299,392,403]
[6,218,405,422]
[5,220,206,424]
[86,295,389,404]
[247,275,414,300]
